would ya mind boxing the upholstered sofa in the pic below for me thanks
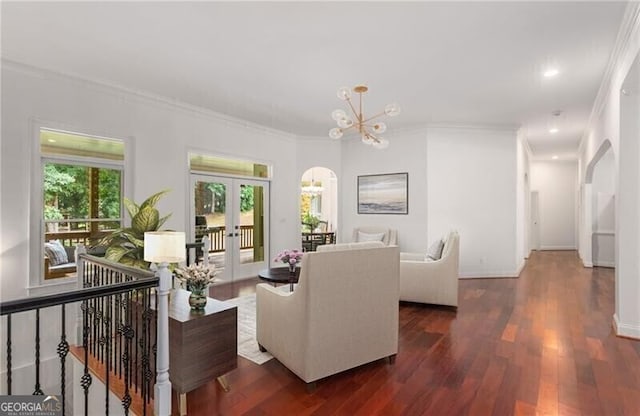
[43,243,106,279]
[399,231,460,307]
[44,244,77,279]
[256,241,399,386]
[351,226,398,245]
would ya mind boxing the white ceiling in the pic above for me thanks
[1,1,628,160]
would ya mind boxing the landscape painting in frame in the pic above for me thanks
[358,173,408,214]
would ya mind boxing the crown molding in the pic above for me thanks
[1,58,297,140]
[424,121,520,132]
[578,2,640,155]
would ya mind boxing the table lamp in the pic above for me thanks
[144,231,185,416]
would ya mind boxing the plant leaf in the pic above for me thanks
[157,213,172,230]
[105,246,130,263]
[121,231,145,248]
[123,198,139,220]
[140,189,170,211]
[132,206,159,233]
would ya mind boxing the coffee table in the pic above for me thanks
[258,267,300,292]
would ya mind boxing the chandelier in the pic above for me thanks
[301,168,324,195]
[329,85,400,149]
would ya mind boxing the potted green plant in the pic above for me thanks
[301,212,320,232]
[97,189,172,269]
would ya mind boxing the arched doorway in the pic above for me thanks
[300,167,338,251]
[589,147,615,267]
[582,139,614,268]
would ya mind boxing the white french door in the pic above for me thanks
[191,174,270,282]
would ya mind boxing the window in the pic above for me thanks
[40,129,124,280]
[189,153,270,178]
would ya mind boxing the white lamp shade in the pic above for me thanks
[144,231,186,263]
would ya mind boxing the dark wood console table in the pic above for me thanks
[169,289,237,415]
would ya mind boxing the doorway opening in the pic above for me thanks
[300,167,338,251]
[583,139,615,268]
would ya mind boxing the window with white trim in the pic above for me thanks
[40,128,124,280]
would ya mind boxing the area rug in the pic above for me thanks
[225,293,274,365]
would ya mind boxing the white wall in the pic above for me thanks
[0,61,333,388]
[616,51,640,338]
[340,126,519,278]
[530,161,578,250]
[516,131,532,268]
[340,129,429,252]
[578,3,640,338]
[427,127,519,278]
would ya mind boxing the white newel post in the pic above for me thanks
[75,244,87,345]
[202,235,210,267]
[154,263,172,416]
[143,231,185,416]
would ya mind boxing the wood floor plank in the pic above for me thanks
[177,251,640,415]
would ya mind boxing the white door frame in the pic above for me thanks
[190,174,270,282]
[530,190,540,251]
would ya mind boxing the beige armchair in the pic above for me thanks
[399,231,459,307]
[351,226,398,245]
[256,243,399,387]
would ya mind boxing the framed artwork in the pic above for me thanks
[357,172,408,214]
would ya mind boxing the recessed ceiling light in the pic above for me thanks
[552,155,559,160]
[549,127,559,134]
[47,139,56,143]
[544,68,560,78]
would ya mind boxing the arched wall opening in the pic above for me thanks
[300,166,338,241]
[581,139,614,267]
[586,143,616,268]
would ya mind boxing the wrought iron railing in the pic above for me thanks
[0,254,165,416]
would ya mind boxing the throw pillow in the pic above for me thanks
[44,240,69,266]
[358,231,386,243]
[426,238,445,261]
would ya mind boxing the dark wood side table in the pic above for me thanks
[169,289,237,415]
[258,267,300,292]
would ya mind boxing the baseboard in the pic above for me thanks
[593,261,615,268]
[583,261,594,268]
[613,314,640,340]
[459,270,520,279]
[540,245,576,251]
[515,259,526,277]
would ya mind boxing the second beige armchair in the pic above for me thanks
[399,231,459,307]
[352,226,398,245]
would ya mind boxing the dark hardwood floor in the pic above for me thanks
[183,251,640,415]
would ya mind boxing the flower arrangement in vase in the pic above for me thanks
[274,249,304,273]
[174,263,218,311]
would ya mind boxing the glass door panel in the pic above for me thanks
[193,176,233,282]
[192,175,269,282]
[233,180,269,277]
